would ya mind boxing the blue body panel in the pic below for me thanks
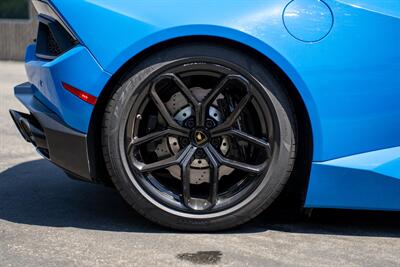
[25,44,110,132]
[25,0,400,210]
[306,146,400,210]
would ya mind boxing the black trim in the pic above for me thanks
[10,83,93,182]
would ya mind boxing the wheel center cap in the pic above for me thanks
[193,129,208,146]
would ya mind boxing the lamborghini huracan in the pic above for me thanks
[10,0,400,230]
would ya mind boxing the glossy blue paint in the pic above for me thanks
[24,0,400,210]
[305,146,400,210]
[283,0,334,42]
[336,0,400,18]
[24,44,110,132]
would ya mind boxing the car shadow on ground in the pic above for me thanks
[1,159,400,237]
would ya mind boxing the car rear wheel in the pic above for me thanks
[102,42,296,231]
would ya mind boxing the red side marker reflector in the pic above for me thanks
[62,82,97,105]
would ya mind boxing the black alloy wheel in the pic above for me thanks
[102,43,297,231]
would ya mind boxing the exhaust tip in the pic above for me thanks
[9,109,48,151]
[9,110,32,142]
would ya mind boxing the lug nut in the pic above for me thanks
[186,118,195,128]
[205,119,215,129]
[180,137,190,147]
[195,149,205,158]
[211,138,220,147]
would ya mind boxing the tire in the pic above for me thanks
[102,42,297,231]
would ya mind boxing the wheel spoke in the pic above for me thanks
[150,85,189,133]
[199,75,250,126]
[213,129,271,157]
[180,146,197,207]
[206,144,267,174]
[203,75,250,107]
[160,73,202,126]
[211,93,253,134]
[128,128,186,154]
[133,144,195,172]
[204,147,220,207]
[161,73,200,107]
[199,75,249,126]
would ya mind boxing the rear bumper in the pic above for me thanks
[10,82,93,182]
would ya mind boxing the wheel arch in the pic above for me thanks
[89,35,313,199]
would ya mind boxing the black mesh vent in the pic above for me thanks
[35,16,77,60]
[46,29,62,55]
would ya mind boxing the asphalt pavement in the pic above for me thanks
[1,61,400,267]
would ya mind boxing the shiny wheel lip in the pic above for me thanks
[120,57,280,218]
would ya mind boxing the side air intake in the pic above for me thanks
[32,0,79,60]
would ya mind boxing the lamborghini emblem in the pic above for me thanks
[194,130,208,145]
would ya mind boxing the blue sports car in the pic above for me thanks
[10,0,400,231]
